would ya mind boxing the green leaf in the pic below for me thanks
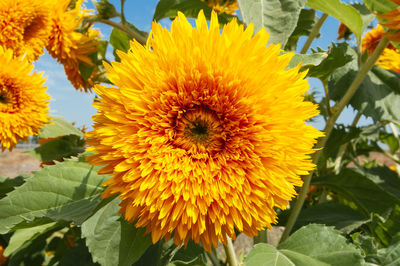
[363,0,397,14]
[361,167,400,202]
[287,202,369,234]
[4,221,59,256]
[307,43,354,81]
[351,3,375,36]
[329,53,400,124]
[153,0,236,25]
[169,240,207,265]
[278,224,364,266]
[238,0,307,46]
[312,169,400,216]
[78,63,94,81]
[0,175,25,199]
[39,117,83,138]
[244,224,364,266]
[110,28,131,53]
[0,159,109,234]
[287,52,327,70]
[381,234,400,265]
[285,9,318,51]
[82,198,152,266]
[380,132,400,154]
[57,239,97,266]
[28,135,85,162]
[306,0,364,43]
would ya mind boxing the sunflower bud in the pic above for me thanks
[94,0,118,20]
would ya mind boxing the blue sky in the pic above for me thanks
[34,0,371,130]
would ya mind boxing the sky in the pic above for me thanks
[33,0,372,130]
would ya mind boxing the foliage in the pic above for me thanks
[1,0,400,265]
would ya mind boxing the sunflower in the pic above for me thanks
[376,0,400,42]
[0,0,51,62]
[362,25,400,73]
[0,47,50,151]
[201,0,238,15]
[47,0,99,92]
[86,11,322,251]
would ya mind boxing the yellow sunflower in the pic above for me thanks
[201,0,238,15]
[47,0,100,92]
[362,25,400,73]
[0,47,50,151]
[86,11,322,251]
[376,0,400,42]
[0,0,51,62]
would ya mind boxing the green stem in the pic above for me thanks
[120,0,126,25]
[333,111,361,173]
[98,19,147,45]
[322,82,331,116]
[300,13,328,54]
[254,229,268,244]
[208,247,221,266]
[223,236,238,266]
[280,37,390,243]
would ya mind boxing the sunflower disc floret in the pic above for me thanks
[0,47,50,151]
[86,11,322,251]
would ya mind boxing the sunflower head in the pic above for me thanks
[377,48,400,73]
[47,0,100,92]
[0,0,51,62]
[0,47,50,151]
[201,0,238,14]
[86,11,322,251]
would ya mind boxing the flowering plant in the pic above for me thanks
[0,0,400,265]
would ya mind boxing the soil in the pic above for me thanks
[0,149,41,178]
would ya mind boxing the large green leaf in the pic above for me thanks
[307,43,353,81]
[380,234,400,265]
[282,202,369,234]
[82,198,152,266]
[244,224,364,266]
[287,52,327,70]
[0,159,109,234]
[4,221,59,256]
[363,0,397,14]
[237,0,307,46]
[28,135,85,162]
[285,8,317,51]
[360,167,400,202]
[153,0,236,25]
[169,240,207,265]
[351,3,375,36]
[306,0,364,43]
[39,117,83,138]
[0,175,25,199]
[329,52,400,124]
[312,169,400,216]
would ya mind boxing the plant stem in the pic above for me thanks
[254,229,268,244]
[98,19,147,45]
[333,111,361,173]
[208,247,221,266]
[322,82,331,116]
[223,236,238,266]
[300,13,328,54]
[280,37,390,243]
[120,0,126,25]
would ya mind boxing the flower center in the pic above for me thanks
[0,93,6,104]
[174,107,225,154]
[0,83,20,113]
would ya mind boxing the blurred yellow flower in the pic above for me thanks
[0,0,51,62]
[47,0,100,92]
[86,11,322,251]
[0,47,50,151]
[0,245,7,265]
[201,0,238,14]
[362,25,400,74]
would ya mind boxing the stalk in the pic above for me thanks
[98,19,147,45]
[280,37,390,243]
[300,13,328,54]
[223,236,238,266]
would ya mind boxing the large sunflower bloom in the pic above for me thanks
[0,0,51,62]
[47,0,99,92]
[362,25,400,73]
[376,0,400,42]
[0,47,50,151]
[201,0,238,15]
[86,11,322,251]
